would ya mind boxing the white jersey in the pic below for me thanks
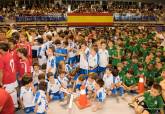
[79,48,89,69]
[46,56,56,75]
[114,75,122,84]
[32,70,43,85]
[88,53,98,68]
[20,86,35,107]
[103,74,114,89]
[33,90,48,113]
[85,80,96,91]
[96,87,106,102]
[47,79,61,93]
[98,49,109,67]
[57,76,69,89]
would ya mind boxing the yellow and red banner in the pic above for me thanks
[67,13,113,26]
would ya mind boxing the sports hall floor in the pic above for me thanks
[16,95,134,114]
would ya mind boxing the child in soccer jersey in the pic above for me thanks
[123,69,138,93]
[37,36,49,66]
[33,81,48,114]
[133,84,164,114]
[54,39,67,67]
[111,69,124,100]
[17,48,31,81]
[103,68,115,96]
[32,63,43,89]
[46,46,56,77]
[75,74,86,92]
[17,33,32,65]
[57,70,69,89]
[20,76,35,114]
[92,79,106,112]
[85,72,97,99]
[88,46,99,73]
[47,72,64,101]
[98,41,109,75]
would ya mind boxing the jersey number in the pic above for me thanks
[10,59,15,72]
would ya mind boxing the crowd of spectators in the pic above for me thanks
[0,1,164,22]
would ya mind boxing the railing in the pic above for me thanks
[15,15,67,22]
[114,15,157,21]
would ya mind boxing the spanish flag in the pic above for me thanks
[67,13,113,26]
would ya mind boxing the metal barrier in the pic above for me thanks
[114,15,157,21]
[15,15,67,22]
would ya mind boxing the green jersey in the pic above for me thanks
[123,76,136,87]
[144,92,164,114]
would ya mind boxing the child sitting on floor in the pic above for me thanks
[92,79,106,112]
[47,72,64,101]
[132,84,164,114]
[20,76,35,114]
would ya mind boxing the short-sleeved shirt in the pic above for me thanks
[123,76,136,87]
[55,48,67,62]
[103,74,114,89]
[20,86,35,107]
[96,87,106,102]
[0,88,14,114]
[47,79,61,94]
[57,76,68,88]
[46,56,56,74]
[0,52,16,84]
[144,91,164,113]
[19,59,31,78]
[33,90,48,113]
[98,49,109,67]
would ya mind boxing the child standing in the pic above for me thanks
[98,41,109,75]
[46,46,56,77]
[17,48,31,81]
[92,79,106,112]
[20,76,35,114]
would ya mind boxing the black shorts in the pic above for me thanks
[138,101,159,114]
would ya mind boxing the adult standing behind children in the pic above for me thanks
[0,42,18,108]
[0,87,15,114]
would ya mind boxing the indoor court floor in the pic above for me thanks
[16,95,134,114]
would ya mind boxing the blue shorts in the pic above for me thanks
[98,66,106,73]
[73,69,88,80]
[50,91,64,100]
[24,106,35,114]
[96,97,105,102]
[36,112,46,114]
[111,87,124,96]
[68,56,77,64]
[88,67,99,73]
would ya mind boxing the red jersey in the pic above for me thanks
[18,58,31,79]
[0,88,15,114]
[9,49,20,72]
[0,52,16,85]
[16,42,32,65]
